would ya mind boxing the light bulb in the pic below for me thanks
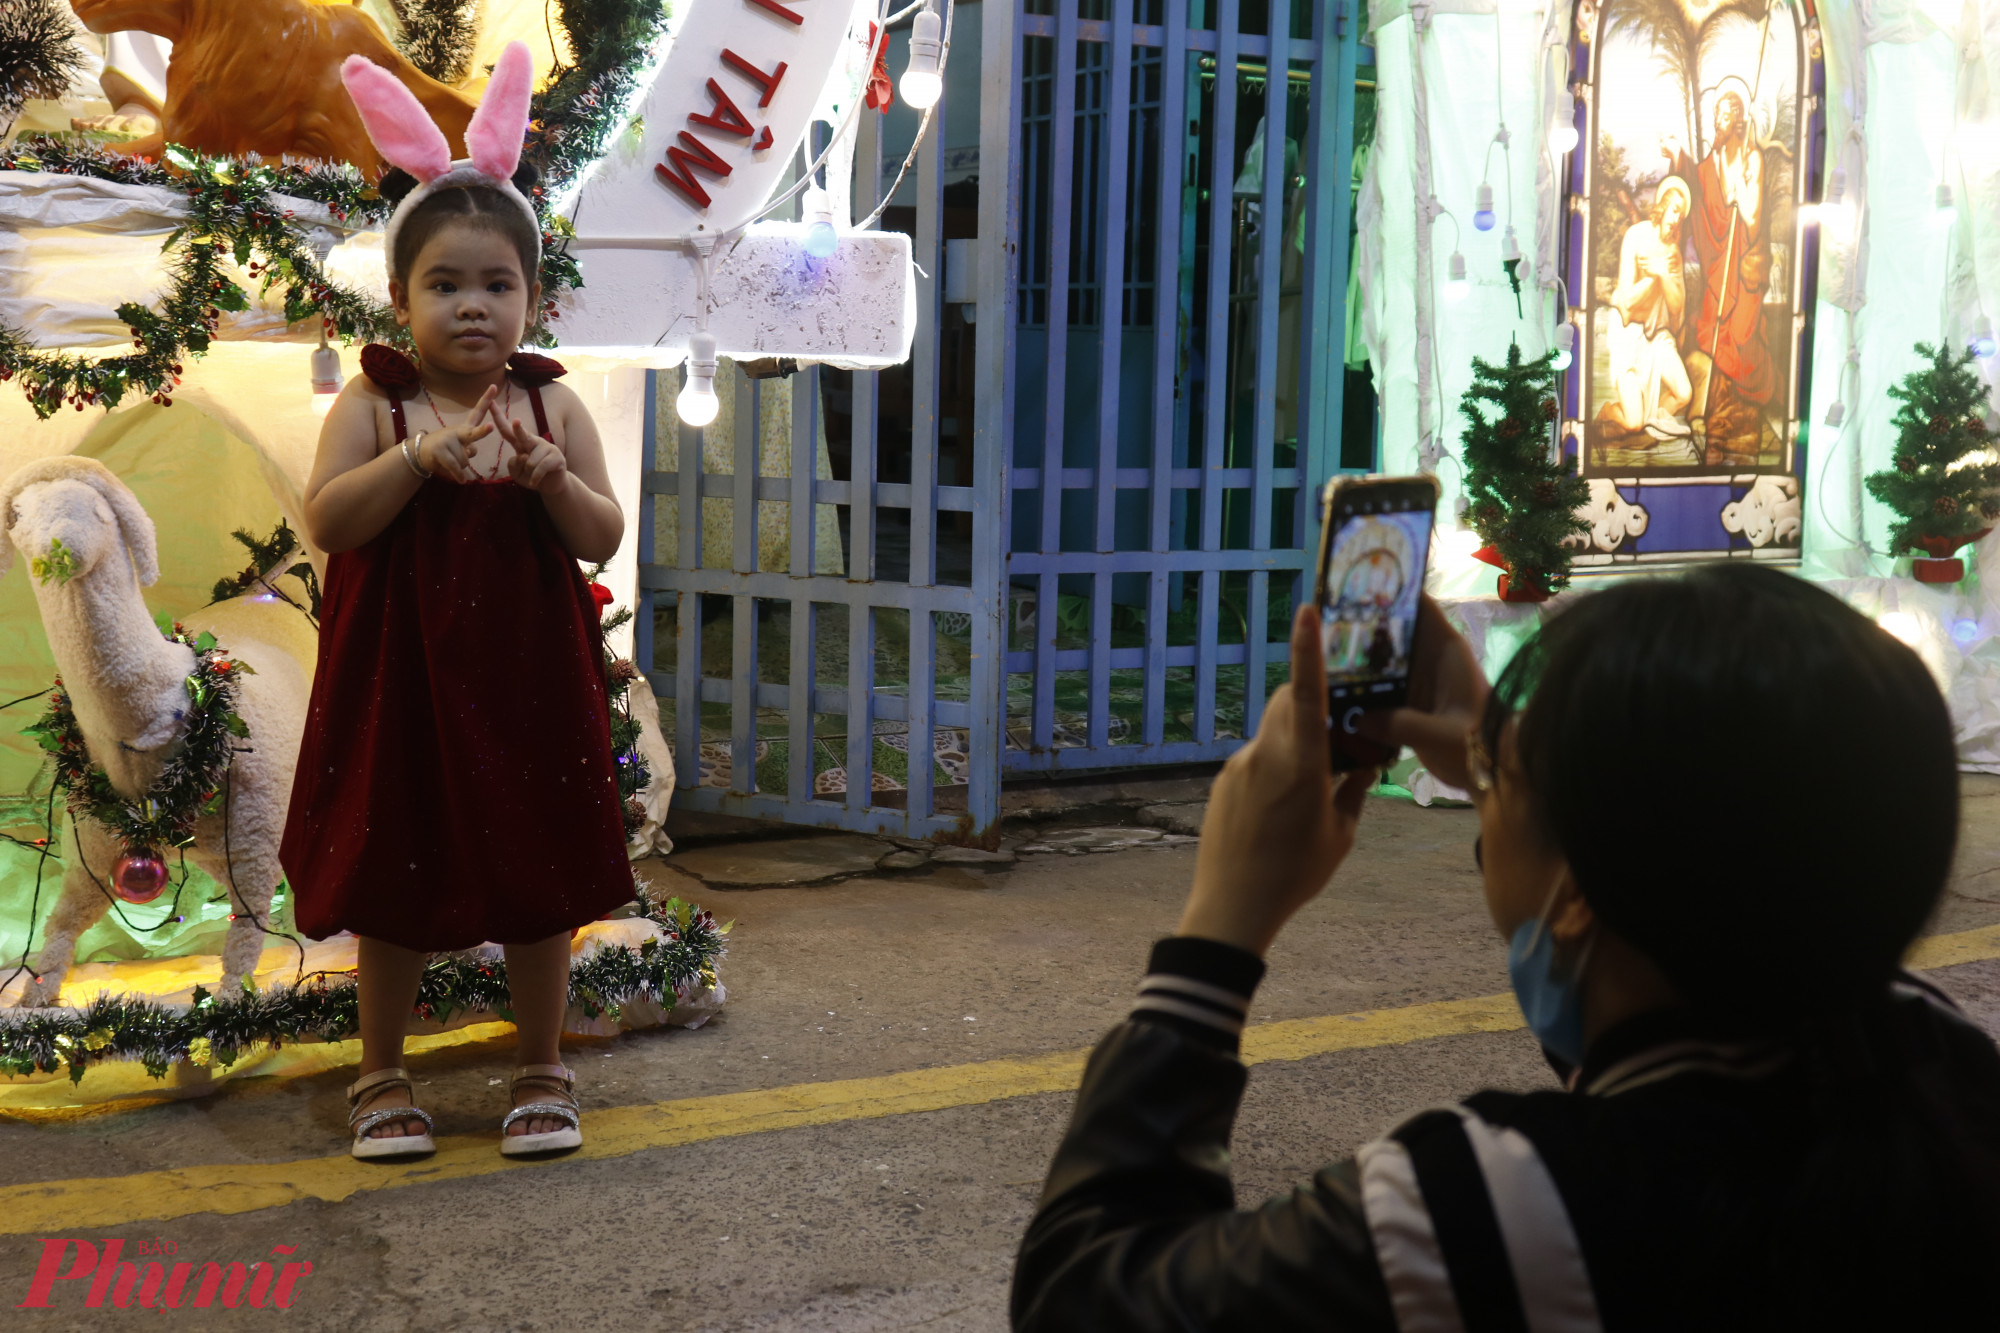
[1552,323,1575,372]
[1936,181,1957,228]
[802,185,838,258]
[1446,250,1468,301]
[1974,317,1996,360]
[677,330,720,427]
[1473,181,1495,232]
[1547,119,1578,156]
[901,4,943,110]
[309,343,343,417]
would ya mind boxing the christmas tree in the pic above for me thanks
[1459,341,1589,596]
[0,0,86,124]
[585,562,653,835]
[1865,342,2000,558]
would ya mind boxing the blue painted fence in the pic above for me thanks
[637,0,1362,841]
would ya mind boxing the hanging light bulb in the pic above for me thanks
[309,332,343,418]
[900,1,944,111]
[1547,106,1578,156]
[802,185,839,259]
[1500,225,1521,264]
[1936,181,1957,228]
[1446,250,1469,301]
[1473,181,1496,232]
[1552,322,1574,372]
[676,330,720,427]
[1973,316,1996,360]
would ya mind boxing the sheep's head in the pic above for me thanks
[0,457,160,590]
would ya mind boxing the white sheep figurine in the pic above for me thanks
[2,456,315,1007]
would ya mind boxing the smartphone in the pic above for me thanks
[1312,474,1441,770]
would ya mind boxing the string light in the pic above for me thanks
[1473,181,1495,231]
[1972,316,1995,360]
[802,186,838,259]
[1936,181,1957,228]
[1446,250,1469,301]
[676,330,720,427]
[901,1,944,110]
[1552,322,1574,372]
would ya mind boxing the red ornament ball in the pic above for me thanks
[111,849,169,904]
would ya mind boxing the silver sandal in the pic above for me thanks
[347,1066,436,1160]
[500,1063,583,1156]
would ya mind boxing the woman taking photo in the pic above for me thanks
[1012,564,2000,1330]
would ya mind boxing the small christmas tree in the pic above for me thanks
[0,0,86,125]
[1460,341,1589,597]
[1865,342,2000,563]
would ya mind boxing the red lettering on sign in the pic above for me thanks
[654,131,735,209]
[746,0,805,24]
[753,125,774,150]
[721,51,788,108]
[689,79,755,137]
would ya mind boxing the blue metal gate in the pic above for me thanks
[636,0,1362,841]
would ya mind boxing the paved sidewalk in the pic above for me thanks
[4,777,1999,1329]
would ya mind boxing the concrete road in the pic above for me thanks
[5,778,2000,1330]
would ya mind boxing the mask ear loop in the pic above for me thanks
[1526,875,1599,983]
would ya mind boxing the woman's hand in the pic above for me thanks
[1178,603,1374,958]
[501,413,572,496]
[414,385,499,484]
[1357,595,1489,791]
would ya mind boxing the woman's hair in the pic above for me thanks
[382,164,542,288]
[1483,563,2000,1319]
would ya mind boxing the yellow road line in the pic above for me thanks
[3,924,1996,1235]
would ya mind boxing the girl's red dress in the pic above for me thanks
[281,348,633,951]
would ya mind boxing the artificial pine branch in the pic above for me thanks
[0,0,87,121]
[1865,342,2000,556]
[1458,341,1589,595]
[394,0,482,85]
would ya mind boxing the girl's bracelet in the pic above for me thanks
[401,431,432,479]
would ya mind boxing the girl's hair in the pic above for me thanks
[381,164,542,287]
[1482,563,2000,1320]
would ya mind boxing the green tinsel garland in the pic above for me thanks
[22,623,249,857]
[0,0,666,418]
[1,887,728,1084]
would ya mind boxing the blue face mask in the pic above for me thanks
[1506,890,1595,1067]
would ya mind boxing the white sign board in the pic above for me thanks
[575,0,861,237]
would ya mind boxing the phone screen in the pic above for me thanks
[1319,486,1436,707]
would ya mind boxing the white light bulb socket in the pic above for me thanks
[1555,324,1575,354]
[901,6,944,110]
[1501,225,1521,264]
[1447,250,1467,283]
[1938,182,1956,214]
[677,331,721,427]
[1825,400,1846,428]
[1475,182,1494,213]
[309,344,344,397]
[1826,166,1846,207]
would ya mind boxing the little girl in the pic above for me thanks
[282,45,632,1160]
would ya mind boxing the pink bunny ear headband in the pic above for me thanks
[341,40,540,273]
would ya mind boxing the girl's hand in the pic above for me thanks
[1357,595,1489,791]
[1177,603,1375,957]
[415,385,499,484]
[500,412,571,495]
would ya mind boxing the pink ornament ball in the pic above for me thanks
[112,849,169,904]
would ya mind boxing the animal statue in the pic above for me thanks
[67,0,478,174]
[2,457,315,1008]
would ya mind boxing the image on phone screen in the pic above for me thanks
[1321,503,1435,701]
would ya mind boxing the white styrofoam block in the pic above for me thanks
[554,227,914,366]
